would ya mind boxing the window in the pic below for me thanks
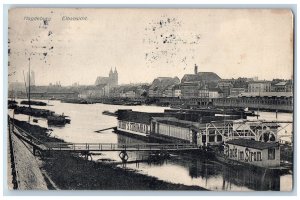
[209,135,215,142]
[217,135,223,142]
[268,148,275,160]
[257,152,262,161]
[239,151,244,160]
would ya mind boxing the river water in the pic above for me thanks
[9,99,293,191]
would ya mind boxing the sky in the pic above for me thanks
[8,8,293,86]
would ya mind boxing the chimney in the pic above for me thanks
[194,64,198,74]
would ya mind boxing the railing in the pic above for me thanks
[8,119,198,153]
[44,142,198,151]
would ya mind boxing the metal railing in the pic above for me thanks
[44,142,198,151]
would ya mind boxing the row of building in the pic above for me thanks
[92,65,293,99]
[146,65,292,99]
[9,65,293,100]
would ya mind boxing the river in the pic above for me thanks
[9,99,293,191]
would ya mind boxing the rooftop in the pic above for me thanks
[117,110,166,124]
[226,139,279,150]
[181,72,221,83]
[152,117,203,128]
[275,81,288,86]
[152,117,227,129]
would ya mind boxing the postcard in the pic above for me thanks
[7,8,294,191]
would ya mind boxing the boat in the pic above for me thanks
[102,110,117,117]
[61,98,91,104]
[14,106,54,118]
[47,114,71,126]
[8,100,18,109]
[20,100,47,106]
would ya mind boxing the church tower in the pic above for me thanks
[113,67,118,86]
[109,67,113,78]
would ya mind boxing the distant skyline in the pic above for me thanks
[8,9,293,86]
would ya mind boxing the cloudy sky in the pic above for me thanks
[8,8,293,86]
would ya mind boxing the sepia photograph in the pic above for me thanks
[6,7,294,192]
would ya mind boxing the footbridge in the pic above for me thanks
[8,119,199,163]
[44,142,199,152]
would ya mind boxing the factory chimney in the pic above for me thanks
[194,64,198,74]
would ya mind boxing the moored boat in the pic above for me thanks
[61,98,91,104]
[20,100,47,106]
[47,114,71,126]
[102,110,117,117]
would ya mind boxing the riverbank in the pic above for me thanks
[42,151,207,190]
[10,118,207,190]
[9,126,48,190]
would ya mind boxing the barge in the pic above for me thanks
[20,100,47,106]
[61,98,91,104]
[13,105,71,126]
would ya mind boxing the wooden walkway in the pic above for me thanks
[44,142,199,152]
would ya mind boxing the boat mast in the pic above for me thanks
[22,70,29,100]
[28,57,31,109]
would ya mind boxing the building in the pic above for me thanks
[151,117,196,143]
[181,72,221,84]
[116,110,165,137]
[148,77,180,97]
[174,86,182,98]
[225,139,280,168]
[230,88,246,97]
[120,90,136,98]
[78,85,108,98]
[217,82,233,97]
[164,85,175,97]
[217,77,252,97]
[109,84,150,98]
[180,65,221,99]
[95,67,118,88]
[180,82,202,98]
[198,87,209,98]
[272,81,293,92]
[248,81,271,93]
[209,88,221,98]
